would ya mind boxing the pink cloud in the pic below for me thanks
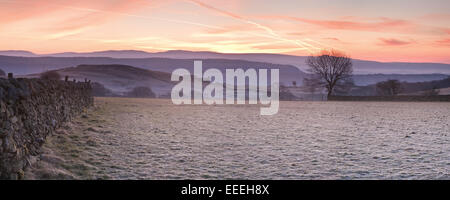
[442,28,450,35]
[269,16,412,32]
[419,14,450,21]
[323,37,341,41]
[434,38,450,46]
[256,15,450,37]
[0,0,59,24]
[378,38,413,46]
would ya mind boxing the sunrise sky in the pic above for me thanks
[0,0,449,63]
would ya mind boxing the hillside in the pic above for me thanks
[0,50,37,57]
[29,65,174,97]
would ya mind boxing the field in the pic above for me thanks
[25,98,450,179]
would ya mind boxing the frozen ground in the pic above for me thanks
[26,98,449,179]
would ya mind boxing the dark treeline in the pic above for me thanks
[350,77,450,96]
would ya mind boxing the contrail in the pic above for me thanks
[186,0,326,53]
[304,38,344,52]
[57,0,325,53]
[53,3,227,31]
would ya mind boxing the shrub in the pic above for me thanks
[126,86,156,98]
[40,71,61,80]
[376,79,402,96]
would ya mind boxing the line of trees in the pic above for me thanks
[375,79,443,96]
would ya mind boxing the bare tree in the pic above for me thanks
[306,49,353,98]
[376,79,402,96]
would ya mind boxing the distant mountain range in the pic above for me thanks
[1,55,449,86]
[1,50,450,74]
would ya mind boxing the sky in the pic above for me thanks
[0,0,449,63]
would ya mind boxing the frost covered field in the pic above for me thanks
[29,98,449,179]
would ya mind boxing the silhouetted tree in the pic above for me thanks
[376,79,402,96]
[40,70,61,80]
[0,68,5,77]
[292,81,297,87]
[306,49,353,98]
[126,86,156,98]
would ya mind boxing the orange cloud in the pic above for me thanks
[0,0,154,35]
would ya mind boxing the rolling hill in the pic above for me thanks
[26,64,174,97]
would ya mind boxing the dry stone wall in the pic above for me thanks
[0,77,93,179]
